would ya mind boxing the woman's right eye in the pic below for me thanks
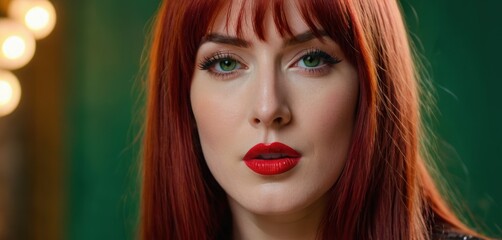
[214,58,240,72]
[198,52,245,78]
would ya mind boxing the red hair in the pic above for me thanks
[141,0,479,239]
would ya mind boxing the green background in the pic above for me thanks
[401,1,502,236]
[63,0,502,239]
[63,0,157,239]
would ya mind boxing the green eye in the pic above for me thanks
[301,55,321,68]
[218,59,238,72]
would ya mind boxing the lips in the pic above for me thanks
[243,142,301,175]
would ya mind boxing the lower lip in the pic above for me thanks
[244,158,300,175]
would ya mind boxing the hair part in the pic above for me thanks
[141,0,478,239]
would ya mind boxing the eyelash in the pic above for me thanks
[294,49,342,75]
[198,49,342,79]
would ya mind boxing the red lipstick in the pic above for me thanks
[243,142,301,175]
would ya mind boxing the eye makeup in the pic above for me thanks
[291,48,342,76]
[198,51,247,80]
[197,46,343,80]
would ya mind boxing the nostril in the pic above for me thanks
[251,114,290,127]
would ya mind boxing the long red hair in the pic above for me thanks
[141,0,477,239]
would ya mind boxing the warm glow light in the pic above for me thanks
[8,0,57,39]
[0,19,36,70]
[0,82,13,105]
[25,6,50,31]
[0,70,21,117]
[2,36,26,59]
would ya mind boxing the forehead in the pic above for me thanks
[208,0,311,40]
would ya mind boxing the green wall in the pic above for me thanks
[402,0,502,235]
[64,0,157,239]
[64,0,501,239]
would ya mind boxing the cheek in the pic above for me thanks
[191,94,229,156]
[192,98,224,143]
[314,98,355,172]
[190,79,251,192]
[301,77,357,129]
[315,92,357,144]
[190,77,245,164]
[298,78,359,177]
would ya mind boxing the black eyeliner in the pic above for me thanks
[304,49,342,65]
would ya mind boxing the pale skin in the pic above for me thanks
[190,1,359,240]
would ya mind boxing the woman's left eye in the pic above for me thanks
[299,55,323,68]
[295,50,342,71]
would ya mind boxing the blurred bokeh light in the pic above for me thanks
[8,0,56,39]
[0,18,35,70]
[0,70,21,117]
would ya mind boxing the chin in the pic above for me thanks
[229,184,327,218]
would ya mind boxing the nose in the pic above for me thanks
[249,71,292,129]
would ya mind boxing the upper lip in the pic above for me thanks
[243,142,301,160]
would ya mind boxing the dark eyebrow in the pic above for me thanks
[284,30,329,46]
[201,33,250,48]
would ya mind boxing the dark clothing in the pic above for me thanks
[433,226,483,240]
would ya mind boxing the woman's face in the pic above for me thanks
[190,1,359,217]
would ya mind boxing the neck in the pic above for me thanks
[229,196,326,240]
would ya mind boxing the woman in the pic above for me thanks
[141,0,485,239]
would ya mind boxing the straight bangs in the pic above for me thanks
[186,0,357,66]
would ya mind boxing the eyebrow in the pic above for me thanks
[201,33,251,47]
[284,30,328,46]
[200,30,329,48]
